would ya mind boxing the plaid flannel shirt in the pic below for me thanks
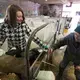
[0,22,46,51]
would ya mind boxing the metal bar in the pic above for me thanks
[33,52,47,79]
[33,61,43,79]
[30,51,43,71]
[24,23,49,80]
[42,61,55,67]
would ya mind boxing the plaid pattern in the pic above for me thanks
[0,22,45,51]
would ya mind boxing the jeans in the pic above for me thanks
[74,67,80,80]
[56,51,75,80]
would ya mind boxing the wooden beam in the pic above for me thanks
[29,0,69,4]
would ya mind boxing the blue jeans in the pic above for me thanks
[75,68,80,80]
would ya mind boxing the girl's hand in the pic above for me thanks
[48,48,54,54]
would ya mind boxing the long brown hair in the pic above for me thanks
[4,4,25,27]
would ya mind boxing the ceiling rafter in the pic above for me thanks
[29,0,80,4]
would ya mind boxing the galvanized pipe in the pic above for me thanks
[24,23,49,80]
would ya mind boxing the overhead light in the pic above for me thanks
[66,2,72,7]
[45,0,48,1]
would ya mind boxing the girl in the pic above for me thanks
[0,4,48,57]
